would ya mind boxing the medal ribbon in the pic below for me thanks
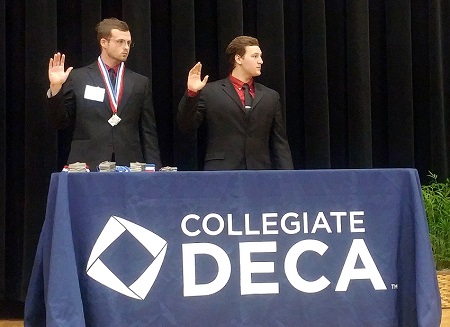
[97,56,125,114]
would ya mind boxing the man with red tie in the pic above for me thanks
[178,36,293,170]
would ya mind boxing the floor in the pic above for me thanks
[0,310,449,326]
[443,309,450,326]
[0,321,23,327]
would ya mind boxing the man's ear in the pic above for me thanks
[235,54,242,65]
[100,38,108,48]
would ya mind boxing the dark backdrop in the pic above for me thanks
[1,0,449,307]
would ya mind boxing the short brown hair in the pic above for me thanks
[95,18,129,43]
[225,36,259,71]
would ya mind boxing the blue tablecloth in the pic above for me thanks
[24,169,441,326]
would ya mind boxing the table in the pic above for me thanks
[24,169,441,326]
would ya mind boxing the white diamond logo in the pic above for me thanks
[86,216,167,300]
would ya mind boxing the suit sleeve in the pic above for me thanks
[270,95,294,169]
[177,90,206,132]
[47,75,76,130]
[140,78,162,169]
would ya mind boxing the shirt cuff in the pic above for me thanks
[187,89,198,97]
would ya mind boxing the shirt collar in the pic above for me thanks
[229,74,254,90]
[105,63,120,75]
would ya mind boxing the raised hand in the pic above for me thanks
[187,62,209,92]
[48,52,73,95]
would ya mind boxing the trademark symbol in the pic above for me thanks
[391,284,398,290]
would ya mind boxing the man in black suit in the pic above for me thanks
[178,36,293,170]
[47,18,161,170]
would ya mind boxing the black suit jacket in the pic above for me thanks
[48,61,161,170]
[178,78,293,170]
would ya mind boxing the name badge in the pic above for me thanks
[84,85,105,102]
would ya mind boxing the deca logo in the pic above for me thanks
[86,216,167,300]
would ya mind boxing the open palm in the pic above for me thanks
[187,62,209,92]
[48,52,73,86]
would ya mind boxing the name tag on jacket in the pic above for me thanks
[84,85,105,102]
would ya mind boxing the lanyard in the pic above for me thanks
[97,57,125,114]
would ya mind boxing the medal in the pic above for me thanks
[108,114,122,126]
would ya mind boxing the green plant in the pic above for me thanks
[422,172,450,270]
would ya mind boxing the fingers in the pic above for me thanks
[50,52,66,67]
[189,62,202,75]
[53,52,60,66]
[202,75,209,85]
[49,52,72,73]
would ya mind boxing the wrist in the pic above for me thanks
[187,89,198,97]
[49,84,62,97]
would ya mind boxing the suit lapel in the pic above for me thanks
[87,62,106,88]
[221,78,244,111]
[117,69,134,116]
[86,62,113,115]
[252,82,264,108]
